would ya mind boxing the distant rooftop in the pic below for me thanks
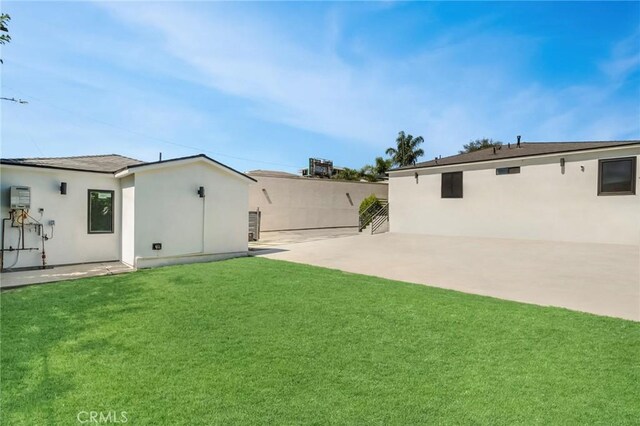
[1,154,143,173]
[392,140,640,171]
[247,170,301,178]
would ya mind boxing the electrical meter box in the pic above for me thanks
[10,186,31,210]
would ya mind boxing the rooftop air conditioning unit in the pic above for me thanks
[10,186,31,210]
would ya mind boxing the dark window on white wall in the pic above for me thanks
[441,172,463,198]
[598,157,636,196]
[88,190,114,233]
[496,167,520,175]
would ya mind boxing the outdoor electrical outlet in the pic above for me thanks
[48,220,56,226]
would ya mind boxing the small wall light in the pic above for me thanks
[197,186,205,198]
[560,158,565,167]
[60,182,67,195]
[414,172,419,184]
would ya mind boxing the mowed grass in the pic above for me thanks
[1,257,639,425]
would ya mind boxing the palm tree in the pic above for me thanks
[361,156,394,181]
[373,156,393,176]
[386,131,425,167]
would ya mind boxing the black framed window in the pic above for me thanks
[496,167,520,175]
[441,172,463,198]
[598,157,636,196]
[88,190,114,233]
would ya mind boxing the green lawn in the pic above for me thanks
[1,257,639,425]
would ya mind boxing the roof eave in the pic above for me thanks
[388,142,640,174]
[0,161,118,174]
[115,154,257,183]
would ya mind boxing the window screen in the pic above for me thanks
[598,157,636,195]
[441,172,463,198]
[88,190,114,233]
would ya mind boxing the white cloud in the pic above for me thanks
[99,2,639,159]
[5,1,637,167]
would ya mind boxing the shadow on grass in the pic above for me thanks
[0,273,148,424]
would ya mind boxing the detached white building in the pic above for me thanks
[388,140,640,245]
[0,154,255,270]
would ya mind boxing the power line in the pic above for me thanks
[3,86,301,170]
[1,96,28,104]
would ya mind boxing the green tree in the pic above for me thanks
[333,167,362,181]
[361,156,393,181]
[0,14,10,45]
[386,131,425,167]
[0,14,11,64]
[459,138,502,154]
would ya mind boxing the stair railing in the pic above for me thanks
[370,203,389,234]
[358,200,388,232]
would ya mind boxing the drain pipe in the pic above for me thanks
[198,186,206,253]
[41,228,47,269]
[201,198,206,253]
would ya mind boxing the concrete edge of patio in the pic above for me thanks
[0,261,134,289]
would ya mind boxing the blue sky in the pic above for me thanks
[2,1,639,173]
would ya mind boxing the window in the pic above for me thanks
[88,190,114,233]
[598,157,636,196]
[441,172,463,198]
[496,167,520,175]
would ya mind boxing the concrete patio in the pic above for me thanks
[251,227,359,247]
[256,232,640,321]
[0,261,133,289]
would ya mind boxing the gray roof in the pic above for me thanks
[1,154,143,173]
[392,140,640,171]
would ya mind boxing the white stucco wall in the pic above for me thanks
[0,165,121,268]
[248,175,388,231]
[389,147,640,245]
[130,161,250,266]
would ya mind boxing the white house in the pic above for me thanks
[388,140,640,245]
[0,154,255,270]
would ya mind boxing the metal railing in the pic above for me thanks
[370,203,389,234]
[358,200,388,233]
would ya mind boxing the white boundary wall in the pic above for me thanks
[248,174,388,231]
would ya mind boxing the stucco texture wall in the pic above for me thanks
[248,175,388,231]
[389,147,640,245]
[0,166,122,269]
[131,162,249,264]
